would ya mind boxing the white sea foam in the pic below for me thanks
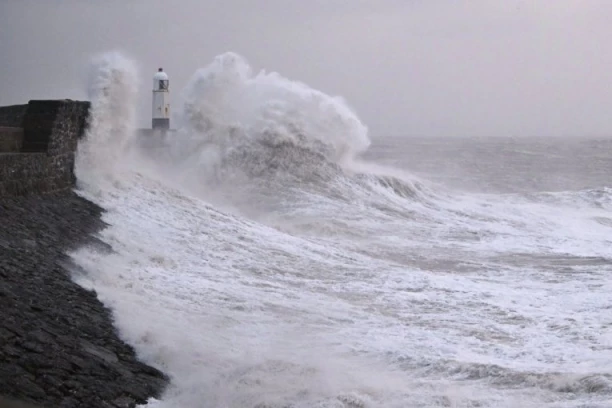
[71,51,612,408]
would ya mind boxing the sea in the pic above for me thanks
[70,51,612,408]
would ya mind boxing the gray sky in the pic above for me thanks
[1,0,611,138]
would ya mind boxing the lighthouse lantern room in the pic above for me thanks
[152,67,170,130]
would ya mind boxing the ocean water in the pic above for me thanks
[71,51,612,408]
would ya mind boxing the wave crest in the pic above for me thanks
[171,52,369,169]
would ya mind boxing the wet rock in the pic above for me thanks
[80,340,119,365]
[22,239,37,249]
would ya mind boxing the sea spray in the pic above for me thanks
[75,51,140,193]
[175,52,370,161]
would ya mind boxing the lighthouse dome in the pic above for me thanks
[153,68,169,91]
[153,70,169,81]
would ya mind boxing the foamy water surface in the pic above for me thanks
[71,51,612,408]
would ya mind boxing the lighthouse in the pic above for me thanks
[152,68,170,130]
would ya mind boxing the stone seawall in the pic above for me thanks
[0,100,89,197]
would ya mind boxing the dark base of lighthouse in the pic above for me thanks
[152,118,170,130]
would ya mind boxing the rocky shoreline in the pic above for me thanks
[0,191,167,408]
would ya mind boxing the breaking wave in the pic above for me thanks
[176,52,369,162]
[125,52,442,223]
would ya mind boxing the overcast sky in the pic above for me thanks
[1,0,611,138]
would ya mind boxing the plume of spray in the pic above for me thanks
[75,51,140,194]
[165,53,370,181]
[178,52,370,156]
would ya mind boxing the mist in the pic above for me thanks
[1,0,611,138]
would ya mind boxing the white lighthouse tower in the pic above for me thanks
[152,67,170,130]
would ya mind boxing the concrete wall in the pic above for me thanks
[0,100,90,197]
